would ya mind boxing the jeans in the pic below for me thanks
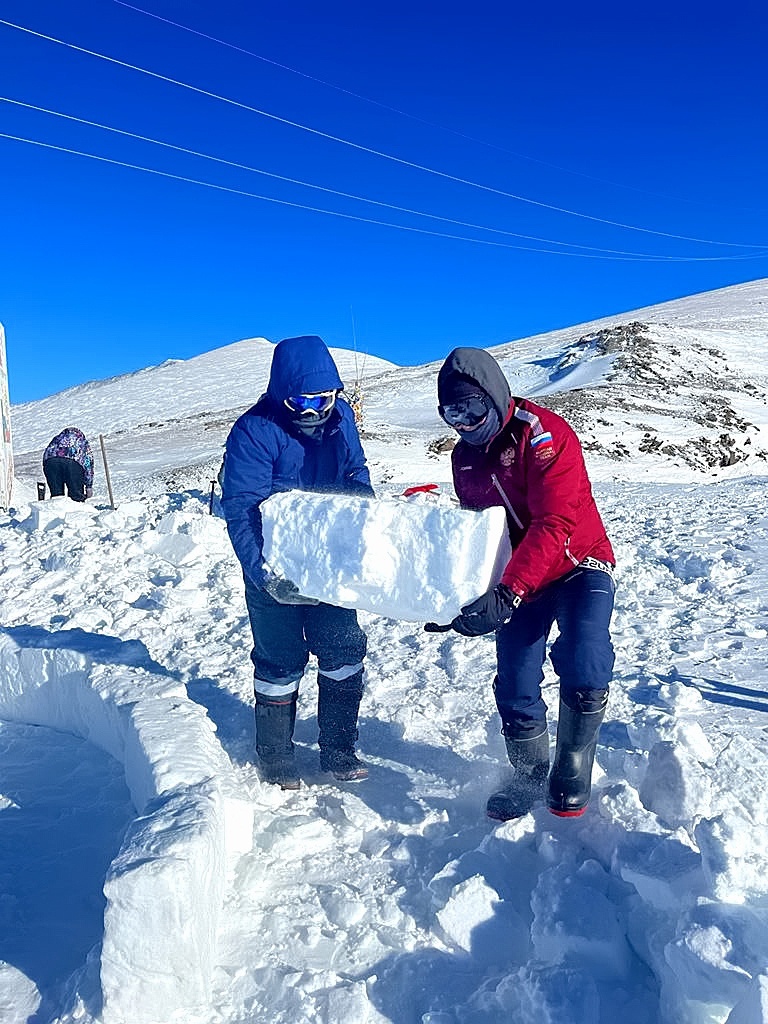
[494,567,615,735]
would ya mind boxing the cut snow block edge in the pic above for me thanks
[261,491,512,621]
[0,634,254,1024]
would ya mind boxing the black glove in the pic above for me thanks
[263,575,320,606]
[450,584,522,636]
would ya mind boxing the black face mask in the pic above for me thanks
[288,405,334,439]
[455,405,501,446]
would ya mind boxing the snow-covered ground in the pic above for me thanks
[2,280,768,1024]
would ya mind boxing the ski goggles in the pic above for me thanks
[439,393,490,428]
[284,391,337,416]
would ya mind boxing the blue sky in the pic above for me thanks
[1,0,767,404]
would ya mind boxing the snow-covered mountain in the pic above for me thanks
[9,336,395,492]
[11,279,768,497]
[2,280,768,1024]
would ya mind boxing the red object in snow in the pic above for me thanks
[402,483,439,497]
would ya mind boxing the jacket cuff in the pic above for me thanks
[500,573,527,600]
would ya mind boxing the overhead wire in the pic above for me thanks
[112,0,764,215]
[8,130,765,262]
[3,95,750,262]
[1,16,765,252]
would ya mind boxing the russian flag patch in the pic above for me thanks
[530,432,553,449]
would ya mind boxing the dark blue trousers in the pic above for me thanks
[494,567,615,737]
[43,457,86,501]
[244,583,367,699]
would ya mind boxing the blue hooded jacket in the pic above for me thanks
[222,335,373,585]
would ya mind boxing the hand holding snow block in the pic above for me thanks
[260,491,511,622]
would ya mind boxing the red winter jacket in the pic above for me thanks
[451,397,615,599]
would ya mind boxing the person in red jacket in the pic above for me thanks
[430,347,616,821]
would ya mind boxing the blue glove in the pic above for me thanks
[450,584,521,636]
[263,574,320,606]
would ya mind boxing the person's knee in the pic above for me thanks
[551,632,614,689]
[314,614,367,670]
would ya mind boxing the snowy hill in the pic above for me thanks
[2,282,768,1024]
[359,277,768,486]
[11,280,768,497]
[10,336,396,491]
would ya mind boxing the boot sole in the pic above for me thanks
[549,805,587,817]
[327,767,369,782]
[486,795,535,821]
[487,807,525,822]
[259,766,301,789]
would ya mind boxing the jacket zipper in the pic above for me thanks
[491,474,524,531]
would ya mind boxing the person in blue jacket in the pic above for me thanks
[222,335,374,789]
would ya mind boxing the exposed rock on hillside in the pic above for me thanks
[540,322,767,474]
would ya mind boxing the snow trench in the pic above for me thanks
[0,632,254,1024]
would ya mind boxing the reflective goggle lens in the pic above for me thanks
[285,391,337,415]
[439,394,489,427]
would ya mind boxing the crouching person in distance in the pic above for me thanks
[222,335,373,789]
[430,347,615,820]
[42,426,95,501]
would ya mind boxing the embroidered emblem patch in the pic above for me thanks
[500,447,516,467]
[530,431,554,459]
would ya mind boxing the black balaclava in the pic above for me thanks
[437,347,511,447]
[439,373,500,447]
[289,399,336,439]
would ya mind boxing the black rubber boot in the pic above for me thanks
[547,690,608,817]
[255,694,300,790]
[318,672,368,781]
[486,725,550,821]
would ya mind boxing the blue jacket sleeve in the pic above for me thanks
[221,417,277,586]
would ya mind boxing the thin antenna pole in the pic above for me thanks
[350,306,359,383]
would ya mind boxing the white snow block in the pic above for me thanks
[436,874,500,952]
[0,963,41,1024]
[25,496,100,531]
[261,491,511,621]
[639,740,712,828]
[696,811,768,905]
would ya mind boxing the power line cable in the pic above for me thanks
[1,16,764,250]
[7,130,766,262]
[2,95,735,261]
[112,0,765,215]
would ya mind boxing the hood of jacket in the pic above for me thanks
[266,335,344,403]
[437,347,512,423]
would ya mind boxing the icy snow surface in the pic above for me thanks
[2,279,768,1024]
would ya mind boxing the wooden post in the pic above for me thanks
[99,434,116,509]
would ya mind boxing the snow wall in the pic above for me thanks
[0,322,12,511]
[261,490,512,621]
[0,621,254,1023]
